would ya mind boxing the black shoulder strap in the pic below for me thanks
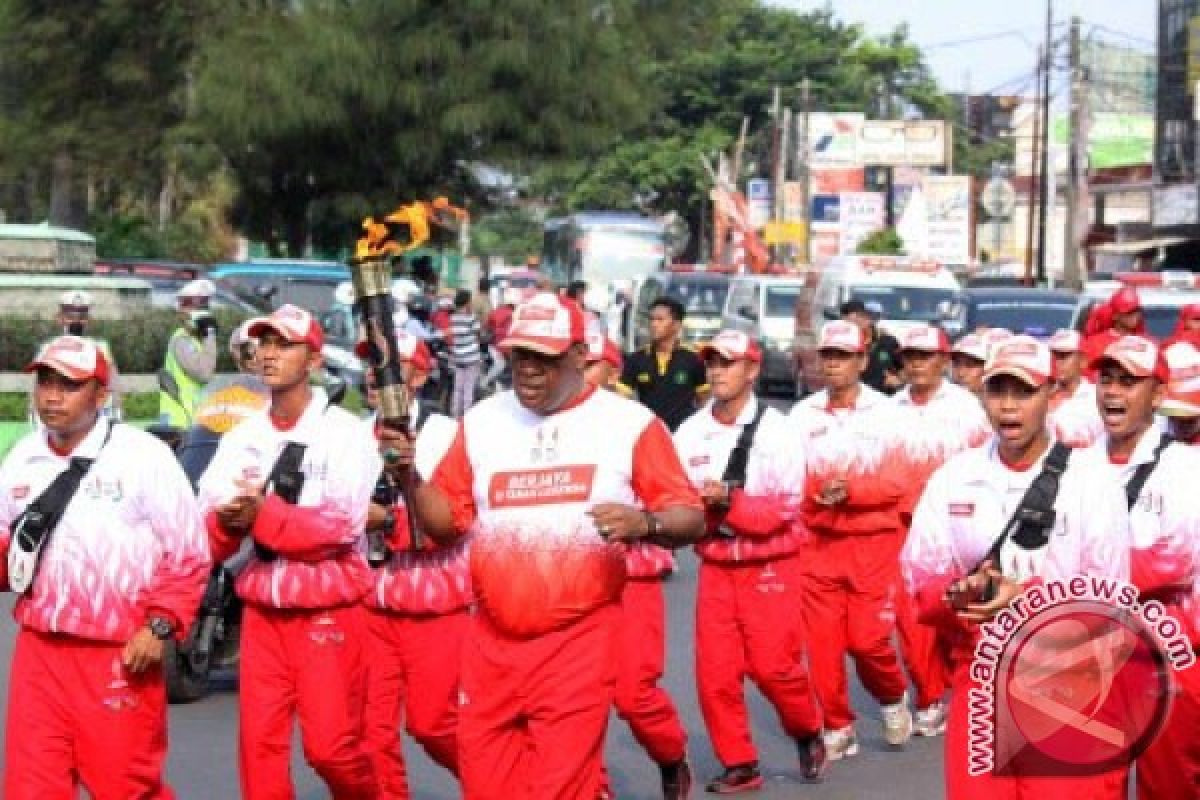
[720,401,769,487]
[981,442,1072,570]
[9,423,115,593]
[1125,433,1174,511]
[254,441,308,562]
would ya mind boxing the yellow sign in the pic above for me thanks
[763,221,807,245]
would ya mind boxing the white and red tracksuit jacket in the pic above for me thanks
[1050,379,1104,448]
[1078,431,1200,645]
[429,386,700,637]
[891,381,991,519]
[198,389,381,609]
[901,440,1132,651]
[673,397,804,562]
[0,422,210,641]
[789,385,907,538]
[364,407,473,615]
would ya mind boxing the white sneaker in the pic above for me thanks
[822,725,859,761]
[880,693,913,748]
[913,700,948,737]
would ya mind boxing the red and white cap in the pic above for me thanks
[26,335,111,387]
[1110,286,1142,314]
[952,333,988,362]
[59,289,92,311]
[354,328,432,371]
[699,330,763,363]
[1093,335,1169,383]
[818,320,866,353]
[898,324,949,353]
[1160,341,1200,417]
[1048,329,1082,354]
[983,334,1054,388]
[585,331,623,370]
[499,292,586,355]
[248,304,325,351]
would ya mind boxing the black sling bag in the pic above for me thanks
[973,442,1072,601]
[8,422,115,594]
[1124,433,1174,511]
[715,402,769,537]
[253,442,308,562]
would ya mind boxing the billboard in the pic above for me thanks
[839,192,886,255]
[746,179,771,228]
[1052,113,1153,170]
[858,120,948,167]
[807,113,864,167]
[923,176,973,266]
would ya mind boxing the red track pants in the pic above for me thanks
[458,604,619,800]
[239,604,378,800]
[1137,658,1200,800]
[4,628,173,800]
[801,532,908,731]
[696,555,822,767]
[613,578,687,766]
[944,662,1129,799]
[364,608,469,799]
[895,584,949,711]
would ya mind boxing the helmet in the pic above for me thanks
[59,289,92,310]
[230,318,260,358]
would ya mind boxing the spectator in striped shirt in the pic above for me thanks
[449,289,483,417]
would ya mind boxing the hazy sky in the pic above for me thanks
[766,0,1156,96]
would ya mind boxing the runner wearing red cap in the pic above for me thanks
[950,333,989,397]
[1083,287,1151,380]
[1,336,209,799]
[400,292,705,799]
[358,328,467,799]
[789,321,912,761]
[891,325,990,737]
[1079,335,1200,800]
[198,304,382,800]
[1047,329,1104,448]
[1165,303,1200,349]
[675,330,826,792]
[583,327,691,800]
[902,335,1132,799]
[1160,340,1200,444]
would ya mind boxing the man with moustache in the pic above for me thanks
[398,292,704,799]
[0,336,209,799]
[198,305,382,800]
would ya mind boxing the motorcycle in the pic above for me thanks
[150,374,272,703]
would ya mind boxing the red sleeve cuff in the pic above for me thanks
[250,494,290,550]
[205,511,243,563]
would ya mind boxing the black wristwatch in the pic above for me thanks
[147,615,175,641]
[643,511,662,539]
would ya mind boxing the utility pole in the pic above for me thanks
[1023,44,1044,287]
[798,77,812,264]
[1063,16,1086,291]
[1035,0,1053,284]
[878,77,896,228]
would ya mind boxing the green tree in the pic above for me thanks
[856,227,906,255]
[193,0,668,256]
[546,5,950,260]
[0,0,222,230]
[470,208,543,263]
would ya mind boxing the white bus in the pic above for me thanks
[541,212,668,293]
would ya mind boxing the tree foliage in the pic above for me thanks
[856,227,906,255]
[548,5,950,260]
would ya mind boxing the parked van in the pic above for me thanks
[793,255,962,394]
[721,274,805,396]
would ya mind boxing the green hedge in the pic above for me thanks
[0,391,160,421]
[0,310,251,373]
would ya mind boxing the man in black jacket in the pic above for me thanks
[841,300,902,395]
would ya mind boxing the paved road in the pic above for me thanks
[0,395,948,798]
[0,554,946,799]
